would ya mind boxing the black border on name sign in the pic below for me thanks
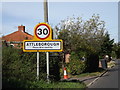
[24,41,61,50]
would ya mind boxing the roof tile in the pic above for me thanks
[2,31,33,42]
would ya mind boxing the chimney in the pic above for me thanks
[18,25,25,32]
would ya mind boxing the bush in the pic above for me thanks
[49,55,61,81]
[2,46,61,88]
[2,77,31,88]
[66,52,86,75]
[2,47,37,81]
[67,60,86,75]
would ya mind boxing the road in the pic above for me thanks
[88,59,120,89]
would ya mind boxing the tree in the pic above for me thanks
[100,32,114,60]
[112,42,120,59]
[58,29,72,52]
[116,43,120,59]
[56,14,107,72]
[57,14,106,54]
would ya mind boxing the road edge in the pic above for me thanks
[86,69,108,87]
[86,60,117,87]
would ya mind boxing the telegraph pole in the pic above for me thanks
[44,0,48,23]
[44,0,49,83]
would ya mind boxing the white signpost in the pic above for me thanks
[23,23,63,81]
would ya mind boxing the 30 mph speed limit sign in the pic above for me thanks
[35,23,51,40]
[23,22,63,52]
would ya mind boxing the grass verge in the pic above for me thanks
[30,80,86,88]
[3,78,86,88]
[69,68,105,78]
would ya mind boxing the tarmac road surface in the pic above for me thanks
[88,59,119,89]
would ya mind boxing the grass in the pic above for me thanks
[3,78,86,88]
[30,80,86,88]
[69,68,105,78]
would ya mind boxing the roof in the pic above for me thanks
[2,31,33,42]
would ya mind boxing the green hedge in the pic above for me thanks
[2,46,61,88]
[66,52,86,75]
[67,60,86,75]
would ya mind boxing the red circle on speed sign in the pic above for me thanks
[35,23,50,40]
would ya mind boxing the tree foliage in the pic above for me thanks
[56,14,113,72]
[66,52,86,75]
[112,42,120,59]
[56,14,106,54]
[100,32,114,59]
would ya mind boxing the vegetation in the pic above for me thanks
[56,15,106,53]
[66,51,86,75]
[2,46,85,88]
[2,14,118,88]
[70,68,104,78]
[2,46,61,88]
[29,80,86,88]
[112,42,120,59]
[56,14,113,72]
[100,32,114,59]
[3,77,86,88]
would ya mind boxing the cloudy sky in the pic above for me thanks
[1,0,119,42]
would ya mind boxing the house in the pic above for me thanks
[2,25,33,48]
[65,53,70,63]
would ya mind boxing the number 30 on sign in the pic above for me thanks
[34,23,51,40]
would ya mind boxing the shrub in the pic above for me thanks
[49,55,61,81]
[67,60,86,75]
[2,46,61,88]
[2,47,36,81]
[67,52,86,75]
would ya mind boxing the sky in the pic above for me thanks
[1,0,119,43]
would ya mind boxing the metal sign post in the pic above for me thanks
[37,52,39,80]
[46,52,49,82]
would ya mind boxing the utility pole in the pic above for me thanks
[44,0,48,23]
[44,0,49,83]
